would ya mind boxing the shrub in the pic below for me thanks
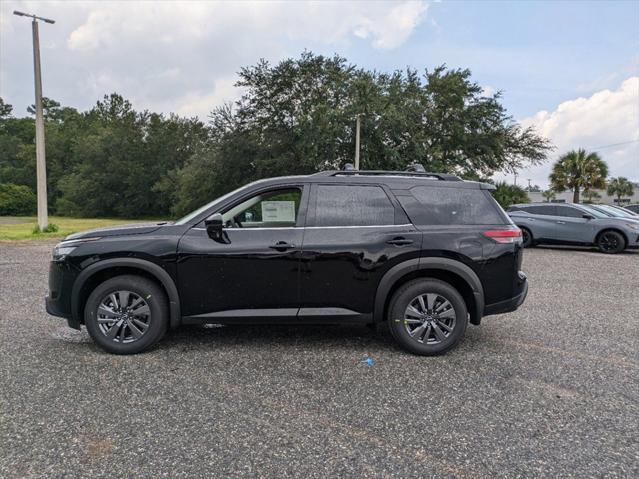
[491,181,530,209]
[32,223,59,234]
[0,183,37,216]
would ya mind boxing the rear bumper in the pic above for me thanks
[483,272,528,316]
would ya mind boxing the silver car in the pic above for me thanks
[507,202,639,254]
[588,204,639,219]
[625,204,639,214]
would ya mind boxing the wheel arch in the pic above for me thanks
[71,258,181,329]
[374,258,485,325]
[595,228,628,247]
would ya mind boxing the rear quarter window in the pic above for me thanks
[398,186,507,225]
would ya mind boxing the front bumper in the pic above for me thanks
[627,234,639,249]
[45,295,81,330]
[483,272,529,316]
[46,260,81,330]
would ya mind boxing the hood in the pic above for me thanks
[65,222,169,241]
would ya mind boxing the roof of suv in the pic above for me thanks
[255,169,495,190]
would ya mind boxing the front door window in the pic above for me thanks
[223,188,302,228]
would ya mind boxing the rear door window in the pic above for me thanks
[554,205,584,218]
[525,205,556,215]
[313,185,395,226]
[399,186,506,225]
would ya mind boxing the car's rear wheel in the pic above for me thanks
[84,275,168,354]
[521,227,534,248]
[597,230,625,254]
[387,279,468,356]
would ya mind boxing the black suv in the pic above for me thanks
[46,168,528,355]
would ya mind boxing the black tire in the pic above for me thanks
[597,230,626,254]
[521,227,534,248]
[387,279,468,356]
[84,275,168,354]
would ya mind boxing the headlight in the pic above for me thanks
[52,244,77,260]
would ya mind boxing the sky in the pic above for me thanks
[1,0,638,187]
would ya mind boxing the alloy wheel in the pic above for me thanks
[599,233,620,252]
[96,290,151,343]
[403,293,456,344]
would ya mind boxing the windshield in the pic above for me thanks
[174,188,240,225]
[578,205,609,218]
[598,205,635,218]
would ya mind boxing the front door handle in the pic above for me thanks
[556,221,566,224]
[269,241,295,251]
[386,237,414,246]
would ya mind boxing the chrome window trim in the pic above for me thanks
[192,224,412,231]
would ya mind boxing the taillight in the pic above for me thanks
[483,228,522,244]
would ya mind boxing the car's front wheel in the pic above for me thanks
[597,230,626,254]
[84,275,168,354]
[387,279,468,356]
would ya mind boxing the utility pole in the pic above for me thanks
[354,114,361,170]
[513,172,518,186]
[14,10,55,231]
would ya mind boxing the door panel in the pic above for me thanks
[517,213,557,240]
[299,225,422,319]
[298,183,421,320]
[553,206,595,242]
[176,185,309,319]
[177,228,304,318]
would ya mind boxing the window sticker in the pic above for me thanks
[261,201,296,222]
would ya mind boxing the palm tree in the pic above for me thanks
[606,177,634,204]
[492,181,530,209]
[582,190,602,203]
[541,189,556,202]
[549,149,608,203]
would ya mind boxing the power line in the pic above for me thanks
[587,138,639,151]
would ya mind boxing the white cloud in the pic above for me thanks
[66,1,428,53]
[172,76,241,119]
[351,1,428,49]
[1,1,429,119]
[495,77,639,187]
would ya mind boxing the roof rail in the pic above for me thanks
[324,170,461,181]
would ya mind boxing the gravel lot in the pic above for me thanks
[1,241,638,478]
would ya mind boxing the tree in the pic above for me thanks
[549,149,608,203]
[606,177,634,204]
[541,189,556,202]
[491,181,529,209]
[582,189,602,203]
[0,183,36,215]
[0,98,13,118]
[173,52,552,215]
[56,94,209,218]
[1,53,554,219]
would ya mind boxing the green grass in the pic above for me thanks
[0,216,145,241]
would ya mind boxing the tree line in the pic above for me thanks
[1,52,552,218]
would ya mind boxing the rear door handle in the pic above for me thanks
[269,241,295,251]
[386,237,414,246]
[556,221,565,224]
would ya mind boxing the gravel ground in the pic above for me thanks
[1,242,638,478]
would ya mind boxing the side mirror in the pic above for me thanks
[204,213,224,241]
[582,214,594,220]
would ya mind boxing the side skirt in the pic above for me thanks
[181,307,372,325]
